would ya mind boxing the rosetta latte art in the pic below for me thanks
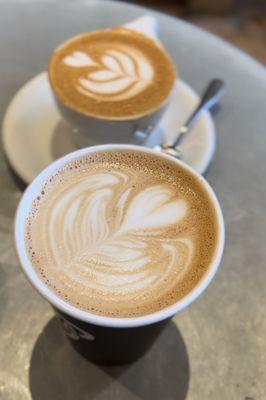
[63,47,154,101]
[46,171,193,301]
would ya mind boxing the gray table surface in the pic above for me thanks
[0,1,266,399]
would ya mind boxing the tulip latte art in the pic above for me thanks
[48,28,175,119]
[25,150,218,317]
[63,47,153,102]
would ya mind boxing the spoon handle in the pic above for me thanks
[171,79,225,149]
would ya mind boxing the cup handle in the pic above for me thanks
[122,16,159,42]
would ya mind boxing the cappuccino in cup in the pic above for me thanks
[48,27,176,121]
[24,148,219,318]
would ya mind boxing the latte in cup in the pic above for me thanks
[25,149,219,318]
[48,28,176,120]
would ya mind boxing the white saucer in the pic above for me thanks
[2,72,215,184]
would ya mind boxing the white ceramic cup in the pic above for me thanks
[15,144,224,364]
[48,16,175,148]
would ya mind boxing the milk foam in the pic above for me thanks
[26,150,218,317]
[63,46,154,101]
[48,28,176,119]
[45,171,192,295]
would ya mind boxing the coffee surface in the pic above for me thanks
[48,28,175,119]
[25,150,218,318]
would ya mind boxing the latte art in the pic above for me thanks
[25,150,218,317]
[47,171,192,298]
[48,28,176,119]
[63,47,154,101]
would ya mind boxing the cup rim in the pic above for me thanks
[15,144,225,328]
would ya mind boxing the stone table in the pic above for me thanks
[0,1,265,399]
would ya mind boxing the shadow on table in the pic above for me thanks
[0,264,8,323]
[29,317,190,400]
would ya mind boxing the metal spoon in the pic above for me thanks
[154,79,225,158]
